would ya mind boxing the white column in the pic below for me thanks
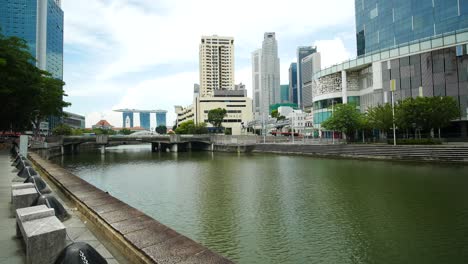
[341,71,348,104]
[36,0,48,70]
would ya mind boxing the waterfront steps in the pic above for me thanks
[254,144,468,162]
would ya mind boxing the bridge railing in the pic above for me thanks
[211,135,257,145]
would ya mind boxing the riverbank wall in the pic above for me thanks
[29,151,233,264]
[254,144,468,163]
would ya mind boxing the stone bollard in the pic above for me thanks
[12,188,39,214]
[11,183,35,202]
[16,206,66,264]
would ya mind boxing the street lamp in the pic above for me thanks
[391,79,396,146]
[332,99,335,144]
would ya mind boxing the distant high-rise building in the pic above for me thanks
[156,111,167,127]
[252,49,262,119]
[252,33,280,118]
[301,52,321,110]
[289,63,298,104]
[122,112,134,128]
[261,33,281,107]
[0,0,64,80]
[140,113,150,130]
[355,0,468,56]
[280,85,290,103]
[199,35,235,97]
[296,46,317,108]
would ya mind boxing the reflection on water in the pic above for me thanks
[54,144,468,263]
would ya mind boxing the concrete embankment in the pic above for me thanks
[29,152,233,264]
[254,144,468,163]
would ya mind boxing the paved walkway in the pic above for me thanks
[0,151,123,264]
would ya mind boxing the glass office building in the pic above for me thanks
[289,63,298,104]
[280,85,290,103]
[139,113,150,130]
[0,0,63,80]
[156,112,167,127]
[356,0,468,56]
[297,46,317,108]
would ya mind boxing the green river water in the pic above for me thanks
[52,145,468,264]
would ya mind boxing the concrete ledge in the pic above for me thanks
[29,152,233,264]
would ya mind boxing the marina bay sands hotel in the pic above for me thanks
[114,109,167,130]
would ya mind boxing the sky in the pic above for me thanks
[62,0,357,128]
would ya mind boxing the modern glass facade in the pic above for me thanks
[140,113,150,130]
[297,46,317,107]
[156,112,167,127]
[45,0,64,79]
[0,0,38,59]
[0,0,63,80]
[280,85,290,103]
[356,0,468,56]
[289,63,298,104]
[122,112,134,128]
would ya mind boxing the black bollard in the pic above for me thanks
[33,194,69,221]
[24,175,47,193]
[17,166,38,178]
[55,242,108,264]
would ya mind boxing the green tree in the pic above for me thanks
[119,128,133,135]
[427,96,459,138]
[321,104,362,141]
[175,120,208,134]
[271,109,286,121]
[31,73,70,136]
[155,125,167,134]
[208,108,227,128]
[53,124,72,136]
[71,128,84,135]
[366,103,393,137]
[0,32,70,133]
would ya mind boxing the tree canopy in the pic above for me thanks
[0,32,70,133]
[366,103,393,135]
[321,103,362,139]
[207,108,227,128]
[175,120,208,134]
[155,125,167,134]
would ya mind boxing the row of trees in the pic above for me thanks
[0,32,70,135]
[322,96,460,141]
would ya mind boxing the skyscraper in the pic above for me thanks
[140,113,150,130]
[356,0,468,56]
[199,35,235,97]
[0,0,64,80]
[301,52,321,110]
[280,85,290,103]
[261,32,281,107]
[296,46,317,108]
[289,63,298,104]
[252,49,262,118]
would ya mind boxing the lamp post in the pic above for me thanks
[391,80,396,146]
[332,100,335,145]
[292,115,295,144]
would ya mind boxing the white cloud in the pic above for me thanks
[62,0,356,126]
[315,38,353,69]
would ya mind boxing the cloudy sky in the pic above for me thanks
[62,0,357,128]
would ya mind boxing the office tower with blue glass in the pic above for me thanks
[0,0,64,80]
[139,113,151,130]
[311,0,468,138]
[356,0,468,56]
[156,111,167,127]
[289,63,298,104]
[296,46,317,109]
[1,0,64,132]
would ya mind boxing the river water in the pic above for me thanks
[53,145,468,263]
